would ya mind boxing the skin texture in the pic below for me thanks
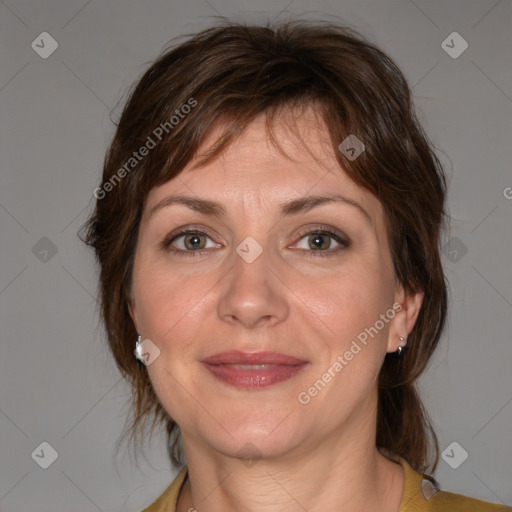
[129,107,424,512]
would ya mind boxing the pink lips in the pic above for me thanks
[201,351,309,389]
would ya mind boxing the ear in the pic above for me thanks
[386,282,424,353]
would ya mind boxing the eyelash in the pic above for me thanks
[161,226,350,259]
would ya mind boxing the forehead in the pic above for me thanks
[188,105,340,181]
[144,106,384,227]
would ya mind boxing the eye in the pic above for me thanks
[162,229,220,257]
[161,226,350,258]
[293,228,350,257]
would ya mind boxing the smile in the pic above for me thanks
[200,351,309,389]
[201,362,309,389]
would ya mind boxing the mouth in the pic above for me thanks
[200,351,309,389]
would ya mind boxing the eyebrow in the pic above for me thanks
[148,193,373,227]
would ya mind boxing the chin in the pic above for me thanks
[195,414,309,462]
[218,435,303,465]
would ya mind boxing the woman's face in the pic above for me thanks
[129,107,421,461]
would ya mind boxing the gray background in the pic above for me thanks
[1,1,511,511]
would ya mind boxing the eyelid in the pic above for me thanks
[161,223,351,256]
[160,226,220,251]
[293,224,350,246]
[289,225,350,257]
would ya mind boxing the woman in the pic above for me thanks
[81,20,510,512]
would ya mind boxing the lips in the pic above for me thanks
[201,351,309,389]
[201,351,307,366]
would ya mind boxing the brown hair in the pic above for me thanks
[80,18,448,474]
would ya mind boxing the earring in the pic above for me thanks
[134,335,145,363]
[396,336,407,357]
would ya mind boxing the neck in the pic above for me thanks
[176,421,404,512]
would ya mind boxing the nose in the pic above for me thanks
[217,241,289,329]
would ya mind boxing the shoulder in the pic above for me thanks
[140,466,188,512]
[397,457,511,512]
[425,490,511,511]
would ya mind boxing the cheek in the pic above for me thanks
[305,259,394,398]
[315,259,394,340]
[135,268,210,346]
[135,270,212,424]
[298,279,392,418]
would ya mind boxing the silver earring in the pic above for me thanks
[134,335,145,363]
[395,336,407,357]
[396,336,407,357]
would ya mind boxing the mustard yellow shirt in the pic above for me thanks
[141,457,511,511]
